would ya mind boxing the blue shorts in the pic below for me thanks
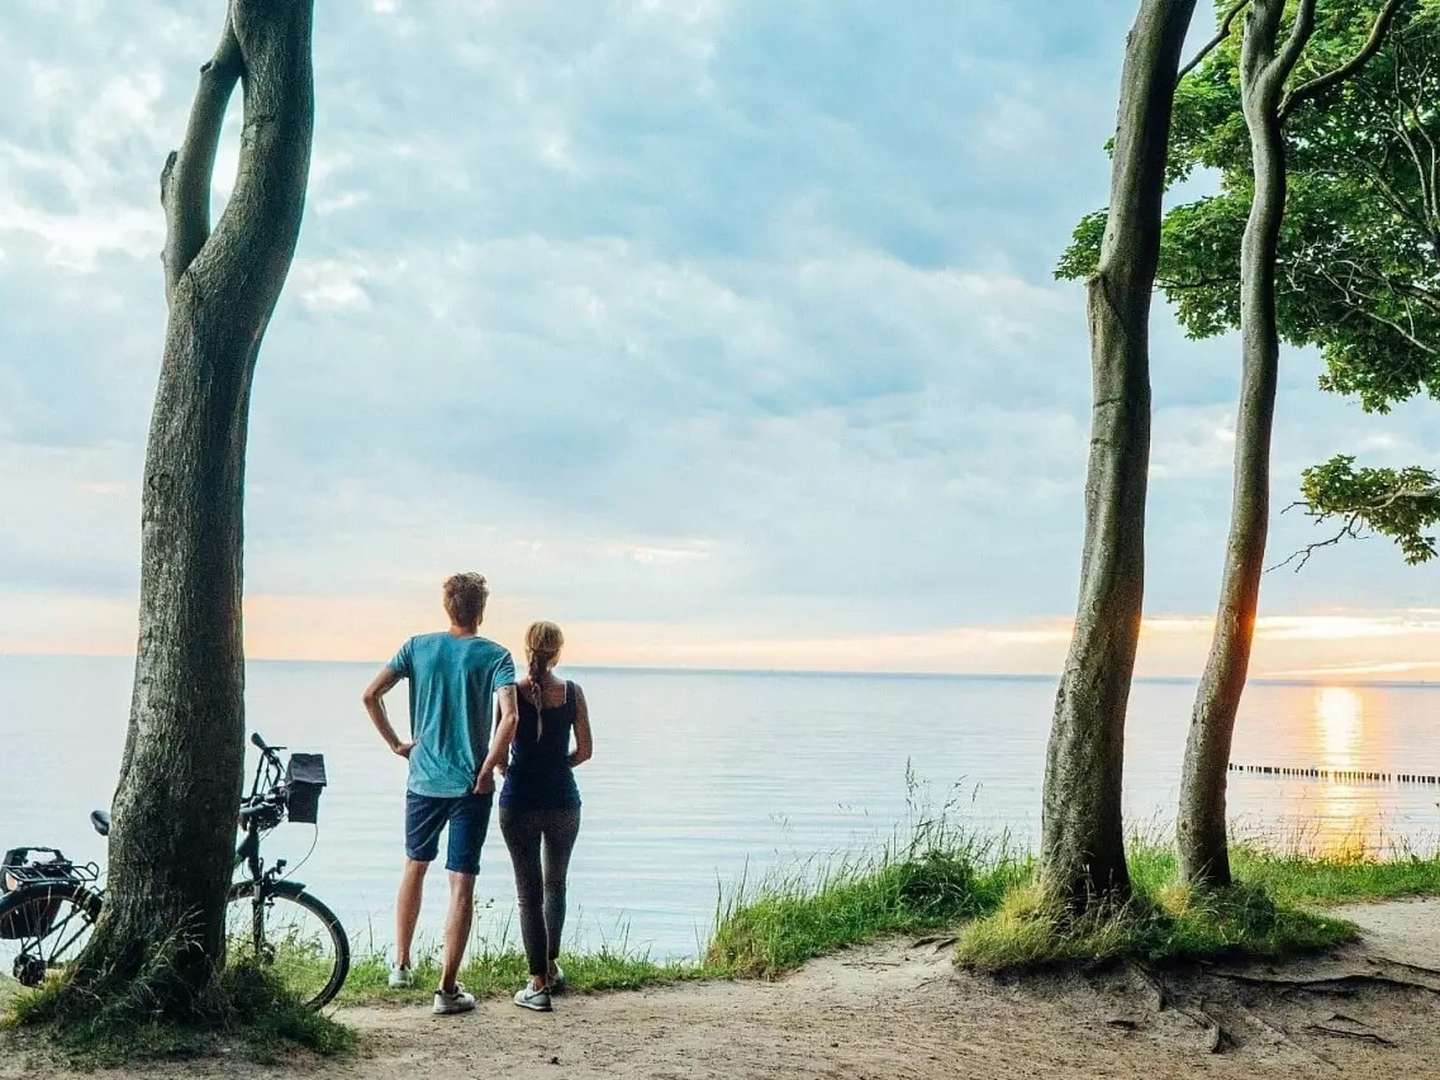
[405,791,493,875]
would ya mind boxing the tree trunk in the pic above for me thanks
[68,0,314,1015]
[1040,0,1196,908]
[1177,0,1314,890]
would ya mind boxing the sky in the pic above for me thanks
[0,0,1436,679]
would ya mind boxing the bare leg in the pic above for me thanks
[440,871,476,993]
[395,858,429,969]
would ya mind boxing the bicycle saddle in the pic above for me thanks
[90,810,111,837]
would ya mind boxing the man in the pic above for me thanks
[362,572,518,1016]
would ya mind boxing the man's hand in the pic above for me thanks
[392,740,415,759]
[473,768,496,795]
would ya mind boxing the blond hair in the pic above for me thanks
[525,621,565,738]
[442,573,490,628]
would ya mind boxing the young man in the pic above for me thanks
[362,572,518,1016]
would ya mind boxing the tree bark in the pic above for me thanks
[69,0,314,1014]
[1177,0,1314,890]
[1040,0,1196,908]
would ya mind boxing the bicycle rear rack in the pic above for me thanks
[2,849,100,892]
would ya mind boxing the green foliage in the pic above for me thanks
[1157,0,1440,409]
[1299,455,1440,562]
[1061,0,1440,566]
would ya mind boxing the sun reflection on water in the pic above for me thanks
[1316,686,1363,768]
[1312,686,1373,854]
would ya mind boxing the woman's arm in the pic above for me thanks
[476,684,519,794]
[568,683,593,768]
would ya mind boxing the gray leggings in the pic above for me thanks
[499,806,581,978]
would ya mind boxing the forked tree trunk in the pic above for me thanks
[69,0,314,1013]
[1040,0,1196,908]
[1175,0,1407,889]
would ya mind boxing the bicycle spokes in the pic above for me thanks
[225,887,346,1007]
[0,885,99,995]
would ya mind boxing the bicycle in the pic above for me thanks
[0,732,349,1009]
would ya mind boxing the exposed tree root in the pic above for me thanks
[1306,1023,1396,1046]
[1209,970,1440,996]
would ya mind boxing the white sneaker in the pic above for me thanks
[388,963,414,990]
[548,964,567,993]
[433,984,477,1015]
[514,984,552,1012]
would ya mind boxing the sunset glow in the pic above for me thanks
[4,594,1436,681]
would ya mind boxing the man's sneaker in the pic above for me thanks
[388,964,414,990]
[433,984,477,1015]
[548,964,567,993]
[514,984,552,1012]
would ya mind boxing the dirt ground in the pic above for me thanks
[7,899,1440,1079]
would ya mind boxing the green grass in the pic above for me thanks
[951,835,1440,974]
[4,958,353,1067]
[705,828,1029,978]
[7,818,1440,1063]
[341,937,701,1006]
[1230,841,1440,906]
[333,827,1440,997]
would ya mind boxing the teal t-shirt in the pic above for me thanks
[389,633,517,798]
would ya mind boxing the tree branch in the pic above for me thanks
[1273,0,1319,85]
[1177,0,1251,82]
[1279,0,1405,120]
[161,15,242,301]
[1268,513,1366,573]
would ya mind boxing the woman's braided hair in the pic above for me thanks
[525,621,565,740]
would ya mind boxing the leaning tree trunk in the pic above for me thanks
[1177,0,1314,889]
[68,0,314,1016]
[1040,0,1196,908]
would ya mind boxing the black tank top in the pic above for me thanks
[499,680,582,810]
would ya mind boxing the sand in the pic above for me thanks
[6,899,1439,1079]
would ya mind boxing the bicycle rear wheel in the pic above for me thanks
[225,881,349,1009]
[0,882,102,999]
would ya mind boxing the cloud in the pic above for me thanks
[0,2,1437,668]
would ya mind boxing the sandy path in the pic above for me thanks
[6,900,1439,1079]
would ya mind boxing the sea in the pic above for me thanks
[3,656,1436,959]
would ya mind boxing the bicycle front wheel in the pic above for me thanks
[225,881,349,1009]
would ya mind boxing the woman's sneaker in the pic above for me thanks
[514,984,553,1012]
[548,964,567,993]
[388,963,414,990]
[433,984,477,1015]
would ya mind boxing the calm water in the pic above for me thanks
[2,656,1437,958]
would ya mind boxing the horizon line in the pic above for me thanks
[5,650,1437,691]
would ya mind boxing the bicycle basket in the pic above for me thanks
[284,753,327,824]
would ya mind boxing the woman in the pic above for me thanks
[479,620,592,1012]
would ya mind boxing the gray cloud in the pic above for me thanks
[1,1,1436,658]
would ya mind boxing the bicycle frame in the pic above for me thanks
[233,733,306,960]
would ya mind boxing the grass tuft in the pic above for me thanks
[4,959,353,1067]
[953,837,1368,974]
[342,937,701,1006]
[706,816,1029,978]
